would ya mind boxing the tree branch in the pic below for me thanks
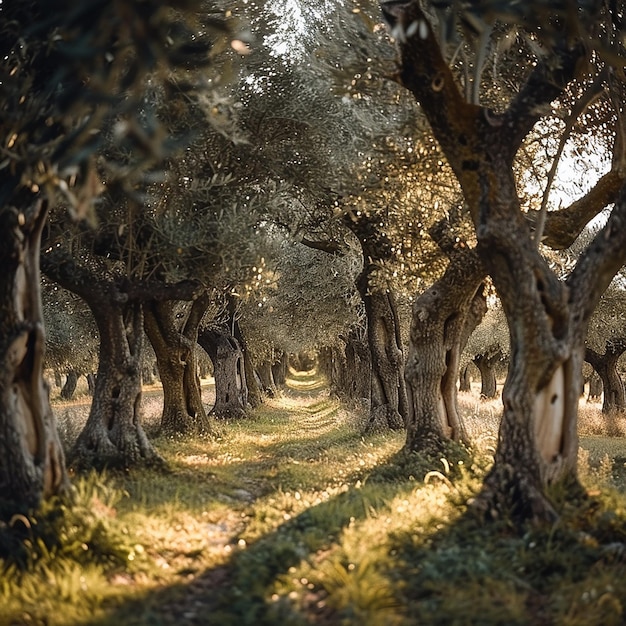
[568,181,626,328]
[529,168,625,249]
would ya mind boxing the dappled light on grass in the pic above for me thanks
[7,376,626,625]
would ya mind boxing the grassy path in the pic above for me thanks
[6,372,626,626]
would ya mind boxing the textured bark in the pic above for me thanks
[70,300,162,470]
[404,249,484,452]
[60,369,79,400]
[385,0,626,521]
[86,372,96,396]
[0,200,69,517]
[144,297,213,435]
[356,267,407,431]
[585,339,626,413]
[233,321,263,409]
[199,329,247,419]
[473,351,501,399]
[343,211,408,431]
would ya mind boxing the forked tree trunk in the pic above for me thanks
[70,300,162,470]
[473,351,501,399]
[585,339,626,414]
[385,0,626,520]
[199,329,247,419]
[0,200,68,517]
[404,249,485,452]
[144,297,213,435]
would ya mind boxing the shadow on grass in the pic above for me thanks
[77,448,461,626]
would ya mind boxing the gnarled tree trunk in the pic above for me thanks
[585,339,626,414]
[70,299,162,469]
[357,269,407,432]
[144,296,213,435]
[0,200,68,517]
[386,0,626,521]
[199,329,247,419]
[404,247,485,452]
[343,329,371,402]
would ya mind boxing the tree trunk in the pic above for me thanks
[459,364,472,393]
[272,351,288,388]
[54,369,63,388]
[588,371,602,402]
[256,359,279,398]
[233,321,263,409]
[386,0,626,522]
[0,200,69,518]
[86,372,96,396]
[198,329,247,419]
[144,298,212,435]
[404,250,485,452]
[70,300,162,470]
[473,351,501,399]
[60,368,79,400]
[357,269,407,432]
[585,339,626,413]
[343,330,371,401]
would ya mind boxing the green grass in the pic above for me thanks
[3,371,626,625]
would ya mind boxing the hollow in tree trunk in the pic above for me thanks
[0,200,68,518]
[144,297,213,436]
[585,338,626,414]
[199,329,247,419]
[70,299,162,470]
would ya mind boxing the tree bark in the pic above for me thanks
[257,359,279,398]
[404,249,484,452]
[272,350,288,388]
[0,200,69,518]
[356,267,407,432]
[385,0,626,521]
[343,330,371,401]
[144,297,213,435]
[585,339,626,413]
[70,299,162,469]
[198,329,247,419]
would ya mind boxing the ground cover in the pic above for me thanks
[2,372,626,625]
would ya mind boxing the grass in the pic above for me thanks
[3,373,626,625]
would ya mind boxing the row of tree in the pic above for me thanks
[2,0,626,526]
